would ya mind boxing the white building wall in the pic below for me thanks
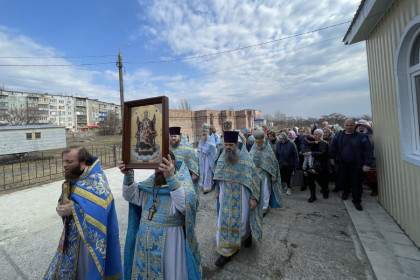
[0,127,66,155]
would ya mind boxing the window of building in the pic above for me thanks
[26,133,32,140]
[395,16,420,166]
[35,132,41,139]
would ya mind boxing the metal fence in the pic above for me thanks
[0,144,122,193]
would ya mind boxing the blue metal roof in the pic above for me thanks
[0,125,64,131]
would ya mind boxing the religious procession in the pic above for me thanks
[40,116,376,280]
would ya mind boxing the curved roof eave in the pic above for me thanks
[343,0,395,45]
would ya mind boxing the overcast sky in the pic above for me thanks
[0,0,368,118]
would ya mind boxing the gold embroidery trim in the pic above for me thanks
[215,246,239,257]
[73,237,80,280]
[81,158,99,179]
[85,213,107,235]
[73,187,113,209]
[71,201,105,278]
[105,271,123,280]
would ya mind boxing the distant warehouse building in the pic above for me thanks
[344,0,420,246]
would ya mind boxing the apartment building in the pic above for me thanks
[0,90,120,131]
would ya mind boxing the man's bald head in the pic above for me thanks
[344,119,356,134]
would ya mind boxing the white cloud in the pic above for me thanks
[0,25,119,103]
[0,1,369,118]
[129,0,368,117]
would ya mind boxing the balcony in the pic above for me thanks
[38,100,49,105]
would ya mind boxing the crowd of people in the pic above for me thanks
[43,118,375,279]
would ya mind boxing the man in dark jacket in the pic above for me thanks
[275,132,299,195]
[329,119,374,211]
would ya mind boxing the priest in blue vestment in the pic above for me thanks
[213,131,263,268]
[249,129,282,217]
[44,147,123,280]
[197,123,217,193]
[169,126,200,196]
[120,152,202,280]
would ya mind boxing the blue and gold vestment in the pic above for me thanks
[197,134,217,173]
[170,135,200,195]
[124,161,202,280]
[249,141,282,211]
[213,147,263,254]
[44,158,123,280]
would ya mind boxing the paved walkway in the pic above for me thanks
[344,197,420,280]
[0,167,419,279]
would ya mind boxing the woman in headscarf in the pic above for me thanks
[262,125,269,140]
[246,135,255,152]
[287,130,297,143]
[356,120,374,148]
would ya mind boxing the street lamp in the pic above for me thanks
[117,43,130,123]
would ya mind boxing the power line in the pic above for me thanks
[0,55,115,59]
[125,21,351,65]
[0,62,116,67]
[188,35,344,79]
[0,20,350,67]
[0,35,345,85]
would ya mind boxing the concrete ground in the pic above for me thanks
[0,167,419,280]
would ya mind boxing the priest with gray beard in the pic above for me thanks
[169,126,200,195]
[197,123,217,194]
[213,131,263,268]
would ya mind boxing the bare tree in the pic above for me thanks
[318,113,346,126]
[1,107,40,125]
[263,113,273,122]
[359,114,372,121]
[99,111,120,135]
[179,99,191,111]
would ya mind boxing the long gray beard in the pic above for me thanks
[200,135,208,143]
[225,149,239,164]
[170,139,181,149]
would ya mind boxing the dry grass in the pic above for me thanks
[0,134,122,194]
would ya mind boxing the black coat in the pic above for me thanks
[329,131,374,169]
[311,140,329,173]
[275,140,299,170]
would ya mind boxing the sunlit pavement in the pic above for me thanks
[1,167,419,279]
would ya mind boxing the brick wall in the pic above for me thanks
[169,109,261,146]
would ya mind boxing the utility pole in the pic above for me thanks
[117,51,124,120]
[117,43,130,122]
